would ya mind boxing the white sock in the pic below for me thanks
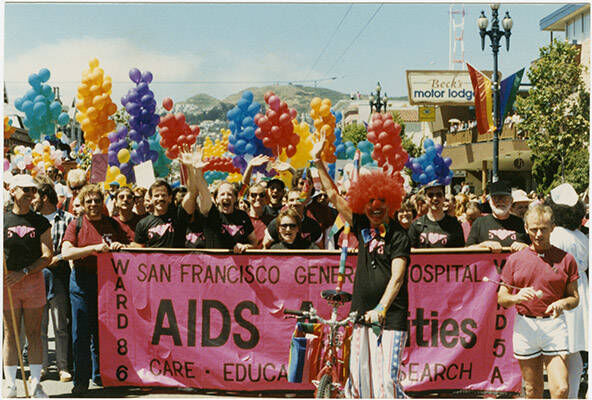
[29,364,42,383]
[4,365,17,386]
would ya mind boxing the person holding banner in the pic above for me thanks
[61,184,129,394]
[113,186,143,243]
[270,208,319,250]
[498,204,579,399]
[4,174,54,398]
[408,184,464,248]
[313,136,409,398]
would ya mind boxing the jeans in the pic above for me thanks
[70,270,100,388]
[41,277,70,371]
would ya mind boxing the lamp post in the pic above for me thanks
[369,81,388,114]
[477,4,513,183]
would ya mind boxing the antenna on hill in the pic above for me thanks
[449,4,466,70]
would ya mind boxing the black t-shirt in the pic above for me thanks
[350,213,410,331]
[134,205,189,248]
[4,210,51,271]
[264,204,282,219]
[203,206,254,249]
[267,216,322,244]
[466,214,530,246]
[408,214,465,248]
[185,212,207,249]
[270,237,319,250]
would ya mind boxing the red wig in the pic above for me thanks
[347,170,406,217]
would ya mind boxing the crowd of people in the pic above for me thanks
[3,140,589,398]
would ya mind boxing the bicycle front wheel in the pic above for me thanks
[316,374,333,398]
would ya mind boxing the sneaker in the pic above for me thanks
[32,381,48,398]
[40,368,48,380]
[4,384,17,398]
[91,377,103,388]
[71,385,88,395]
[59,370,73,382]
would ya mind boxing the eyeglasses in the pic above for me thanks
[250,192,266,199]
[279,223,298,230]
[21,187,37,194]
[118,194,134,200]
[84,198,102,204]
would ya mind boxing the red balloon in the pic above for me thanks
[378,131,389,144]
[158,114,174,128]
[383,119,395,133]
[373,142,382,153]
[269,95,280,111]
[286,145,297,158]
[264,91,274,103]
[394,123,402,135]
[382,144,394,156]
[262,136,273,148]
[266,110,278,124]
[254,113,263,125]
[289,134,300,146]
[163,97,173,111]
[289,108,297,119]
[190,125,200,136]
[255,127,264,139]
[186,134,197,145]
[279,101,288,113]
[175,113,186,126]
[366,131,377,143]
[270,125,281,139]
[279,112,291,126]
[177,135,187,146]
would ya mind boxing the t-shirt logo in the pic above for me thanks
[222,224,244,237]
[361,228,385,255]
[148,223,174,239]
[7,226,36,239]
[102,233,113,245]
[186,232,205,244]
[301,232,311,240]
[489,229,516,241]
[420,232,448,245]
[369,238,384,254]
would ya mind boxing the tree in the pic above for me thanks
[515,39,589,194]
[342,122,367,145]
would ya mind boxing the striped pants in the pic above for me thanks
[345,326,408,398]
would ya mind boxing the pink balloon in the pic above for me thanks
[163,97,173,111]
[269,95,280,112]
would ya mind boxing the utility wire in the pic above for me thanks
[5,77,341,85]
[325,3,384,75]
[305,4,353,80]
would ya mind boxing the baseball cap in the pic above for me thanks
[489,181,511,196]
[511,189,531,204]
[9,174,38,189]
[109,181,120,187]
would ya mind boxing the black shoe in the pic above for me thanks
[71,385,88,395]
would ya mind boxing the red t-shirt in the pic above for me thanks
[249,215,268,249]
[501,246,579,317]
[63,215,129,274]
[114,214,143,244]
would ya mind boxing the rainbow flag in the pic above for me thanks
[499,68,524,122]
[467,63,494,136]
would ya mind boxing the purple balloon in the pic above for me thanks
[108,151,118,165]
[129,68,141,84]
[150,114,160,126]
[129,129,142,142]
[116,126,128,139]
[434,143,443,155]
[120,162,131,175]
[444,157,453,167]
[130,150,141,165]
[137,140,150,155]
[137,82,149,95]
[127,89,140,103]
[141,71,153,84]
[108,131,118,142]
[149,150,159,163]
[126,102,141,117]
[128,116,140,130]
[120,96,128,106]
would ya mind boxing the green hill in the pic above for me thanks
[184,93,221,109]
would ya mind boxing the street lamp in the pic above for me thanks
[369,81,388,113]
[478,4,512,183]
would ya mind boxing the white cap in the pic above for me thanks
[550,183,578,207]
[9,174,38,189]
[511,189,530,204]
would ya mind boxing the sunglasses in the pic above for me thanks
[279,223,298,230]
[250,192,266,199]
[21,187,37,194]
[118,194,134,200]
[84,198,102,204]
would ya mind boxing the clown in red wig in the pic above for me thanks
[311,133,409,398]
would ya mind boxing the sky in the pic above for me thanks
[3,2,566,109]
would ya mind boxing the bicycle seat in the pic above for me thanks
[321,290,352,303]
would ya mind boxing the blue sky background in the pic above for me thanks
[4,2,565,107]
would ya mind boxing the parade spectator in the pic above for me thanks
[461,181,471,195]
[246,183,275,248]
[71,196,83,218]
[61,184,129,394]
[172,186,188,208]
[46,167,69,207]
[461,201,482,242]
[265,178,286,218]
[313,136,410,398]
[292,168,314,198]
[132,186,148,217]
[61,169,86,214]
[270,208,318,250]
[32,183,74,383]
[113,187,143,244]
[498,204,579,399]
[443,193,457,218]
[238,197,250,212]
[547,183,589,398]
[467,181,529,252]
[3,174,53,398]
[412,193,428,218]
[408,184,465,248]
[510,189,531,219]
[395,198,415,230]
[143,190,153,215]
[263,189,322,249]
[306,189,338,249]
[180,150,211,250]
[104,181,119,216]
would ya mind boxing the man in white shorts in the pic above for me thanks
[498,204,579,398]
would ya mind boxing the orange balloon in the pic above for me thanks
[313,119,324,132]
[105,102,117,115]
[98,136,110,152]
[102,80,112,92]
[78,84,90,97]
[310,97,322,111]
[320,124,334,136]
[86,107,98,121]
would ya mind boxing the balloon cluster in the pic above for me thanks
[14,68,70,142]
[366,113,408,174]
[309,97,337,163]
[146,131,171,177]
[203,129,230,158]
[332,110,344,158]
[336,141,357,160]
[407,138,453,186]
[104,165,128,188]
[158,98,199,160]
[203,156,241,174]
[356,140,375,166]
[10,142,66,176]
[121,68,162,162]
[227,91,267,157]
[106,126,135,183]
[204,171,229,185]
[4,116,16,139]
[75,59,116,152]
[255,91,299,157]
[283,120,314,169]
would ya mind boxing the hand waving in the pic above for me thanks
[311,132,327,161]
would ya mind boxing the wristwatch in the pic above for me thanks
[22,267,30,276]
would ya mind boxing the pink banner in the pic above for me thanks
[97,251,520,394]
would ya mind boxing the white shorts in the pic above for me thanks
[513,313,569,360]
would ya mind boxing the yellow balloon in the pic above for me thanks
[106,166,120,181]
[115,174,127,187]
[89,58,99,69]
[310,97,322,111]
[117,149,130,164]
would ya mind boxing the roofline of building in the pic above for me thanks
[540,3,588,31]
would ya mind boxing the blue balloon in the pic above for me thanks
[419,173,429,184]
[360,153,373,166]
[245,142,256,155]
[242,116,254,127]
[444,157,452,167]
[57,112,69,126]
[235,139,246,154]
[34,95,46,104]
[28,74,41,89]
[423,138,435,149]
[425,165,435,179]
[247,102,261,117]
[25,89,38,101]
[434,143,443,155]
[241,91,254,103]
[49,101,62,117]
[228,121,237,133]
[14,97,24,111]
[33,102,47,116]
[41,84,52,98]
[38,68,50,82]
[149,150,159,163]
